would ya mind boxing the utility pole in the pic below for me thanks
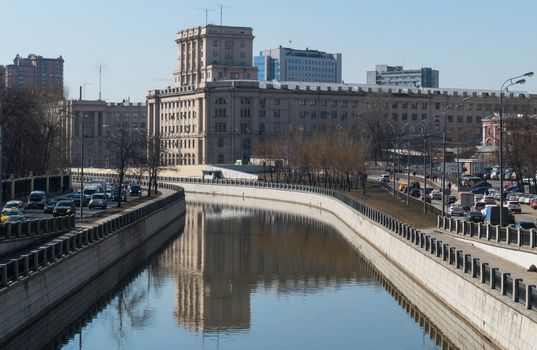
[0,88,3,205]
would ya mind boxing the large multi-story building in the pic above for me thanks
[367,65,439,88]
[173,25,257,88]
[148,24,535,167]
[63,99,147,169]
[254,46,342,83]
[1,54,64,90]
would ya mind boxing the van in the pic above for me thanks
[27,190,47,209]
[484,206,514,226]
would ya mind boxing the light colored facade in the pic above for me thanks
[1,54,64,90]
[148,80,535,166]
[254,46,342,83]
[173,25,257,88]
[63,100,147,169]
[367,65,439,88]
[148,24,535,166]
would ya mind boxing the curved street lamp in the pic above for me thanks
[499,72,533,226]
[57,108,85,220]
[439,98,471,216]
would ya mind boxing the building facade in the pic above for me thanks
[63,100,147,169]
[254,47,342,83]
[1,54,64,90]
[148,80,535,166]
[367,65,439,88]
[148,24,535,167]
[173,25,257,88]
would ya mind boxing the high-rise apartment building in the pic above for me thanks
[254,47,342,83]
[1,54,64,90]
[367,65,439,88]
[173,25,257,88]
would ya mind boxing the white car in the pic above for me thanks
[448,204,465,217]
[481,196,496,204]
[429,190,441,200]
[377,174,390,183]
[2,200,25,214]
[504,201,522,214]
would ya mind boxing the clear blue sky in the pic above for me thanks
[2,0,536,102]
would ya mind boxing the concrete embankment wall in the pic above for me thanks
[0,188,186,346]
[180,183,537,350]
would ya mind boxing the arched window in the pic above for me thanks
[215,97,227,105]
[217,154,225,164]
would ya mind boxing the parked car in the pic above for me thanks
[470,187,490,195]
[471,181,492,189]
[53,200,76,217]
[410,188,421,198]
[88,193,108,209]
[447,195,457,204]
[3,215,27,224]
[512,221,537,230]
[481,196,496,205]
[128,184,142,196]
[27,190,47,209]
[464,210,484,223]
[377,174,390,183]
[44,197,68,214]
[448,204,465,217]
[2,200,25,214]
[429,189,442,200]
[504,201,522,214]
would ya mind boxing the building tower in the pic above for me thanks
[173,25,258,88]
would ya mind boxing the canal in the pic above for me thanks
[23,195,496,349]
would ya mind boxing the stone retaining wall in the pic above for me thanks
[179,182,537,350]
[0,186,186,345]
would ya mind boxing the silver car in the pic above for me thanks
[448,204,465,217]
[88,193,108,209]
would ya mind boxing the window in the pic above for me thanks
[435,103,440,110]
[240,108,251,118]
[421,113,427,120]
[331,111,337,119]
[392,102,398,108]
[240,51,246,58]
[274,110,280,118]
[217,154,224,164]
[412,113,417,120]
[457,115,463,123]
[466,116,473,123]
[214,122,227,132]
[218,138,224,148]
[259,98,266,106]
[259,123,265,134]
[402,113,408,121]
[299,99,306,105]
[213,40,218,47]
[274,98,280,105]
[300,110,306,118]
[225,40,233,48]
[215,97,226,105]
[259,110,266,117]
[447,115,453,123]
[240,98,251,105]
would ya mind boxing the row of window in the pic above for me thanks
[161,111,197,120]
[161,153,196,166]
[161,124,196,134]
[161,100,197,109]
[287,58,335,66]
[162,138,196,150]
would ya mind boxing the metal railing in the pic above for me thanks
[0,185,185,289]
[0,215,75,242]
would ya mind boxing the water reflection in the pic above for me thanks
[49,199,491,349]
[158,202,366,334]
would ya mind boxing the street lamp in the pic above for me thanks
[499,72,533,226]
[57,108,85,220]
[440,98,471,216]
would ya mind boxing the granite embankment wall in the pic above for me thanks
[0,186,186,346]
[179,182,537,350]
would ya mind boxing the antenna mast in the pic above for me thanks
[95,64,106,100]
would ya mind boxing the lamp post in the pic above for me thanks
[58,108,85,220]
[499,72,533,227]
[440,98,471,216]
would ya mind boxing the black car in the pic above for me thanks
[465,211,484,223]
[128,184,142,196]
[44,197,68,214]
[66,193,88,207]
[410,188,421,198]
[53,200,76,217]
[112,190,127,202]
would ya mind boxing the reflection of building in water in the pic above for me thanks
[159,202,369,334]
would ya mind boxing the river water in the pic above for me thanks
[57,200,463,350]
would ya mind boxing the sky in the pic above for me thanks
[2,0,536,102]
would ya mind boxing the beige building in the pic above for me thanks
[63,100,147,169]
[173,25,257,88]
[148,24,537,166]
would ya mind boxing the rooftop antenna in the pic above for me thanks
[95,64,107,100]
[81,82,91,100]
[219,3,231,26]
[196,8,215,25]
